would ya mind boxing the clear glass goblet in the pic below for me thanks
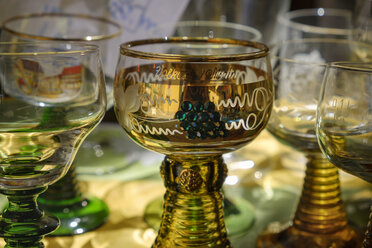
[0,42,106,247]
[256,38,372,248]
[1,12,121,236]
[179,0,291,45]
[276,8,353,40]
[114,37,273,247]
[353,0,372,44]
[317,62,372,248]
[271,7,353,178]
[152,20,262,41]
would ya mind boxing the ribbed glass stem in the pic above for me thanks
[363,206,372,248]
[152,155,232,248]
[39,163,81,203]
[0,187,59,248]
[293,152,348,233]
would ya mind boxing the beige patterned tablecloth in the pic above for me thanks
[1,130,370,248]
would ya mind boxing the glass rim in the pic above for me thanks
[120,37,269,62]
[278,8,352,36]
[272,38,372,66]
[0,41,99,56]
[329,61,372,73]
[1,12,122,41]
[154,20,262,41]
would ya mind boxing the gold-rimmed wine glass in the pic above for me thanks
[256,38,372,248]
[146,20,263,238]
[114,37,273,247]
[0,41,106,247]
[1,12,121,236]
[317,62,372,248]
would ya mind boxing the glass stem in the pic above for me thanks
[0,187,59,248]
[363,206,372,248]
[152,155,232,248]
[39,163,82,204]
[293,152,348,233]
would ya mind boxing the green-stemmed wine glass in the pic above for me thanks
[0,42,106,247]
[114,37,273,247]
[1,13,121,236]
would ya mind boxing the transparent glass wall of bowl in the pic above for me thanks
[0,42,106,247]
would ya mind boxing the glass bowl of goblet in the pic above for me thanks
[277,8,352,40]
[179,0,291,45]
[151,20,262,41]
[256,38,372,248]
[1,12,121,236]
[353,0,372,43]
[146,20,263,238]
[271,7,353,180]
[113,37,273,247]
[0,42,106,247]
[317,62,372,248]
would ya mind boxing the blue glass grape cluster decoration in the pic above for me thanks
[175,101,229,139]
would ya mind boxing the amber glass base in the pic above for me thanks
[257,222,361,248]
[152,155,232,248]
[257,152,363,248]
[362,206,372,248]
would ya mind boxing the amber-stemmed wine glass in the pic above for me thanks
[1,13,121,236]
[270,7,352,179]
[266,8,353,185]
[256,39,372,248]
[146,20,263,237]
[0,42,106,247]
[114,37,273,247]
[317,62,372,248]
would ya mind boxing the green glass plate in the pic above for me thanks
[75,123,163,181]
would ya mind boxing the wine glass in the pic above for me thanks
[146,20,262,237]
[317,62,372,248]
[268,8,353,181]
[1,12,121,235]
[152,20,262,41]
[276,8,353,41]
[353,0,372,43]
[256,38,372,248]
[0,42,106,247]
[114,37,273,247]
[179,0,291,45]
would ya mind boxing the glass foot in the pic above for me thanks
[38,195,109,236]
[144,195,255,237]
[0,187,60,247]
[256,222,362,248]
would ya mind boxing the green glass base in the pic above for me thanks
[0,214,59,248]
[144,195,255,237]
[38,195,109,236]
[0,187,60,247]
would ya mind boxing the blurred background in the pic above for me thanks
[98,0,357,122]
